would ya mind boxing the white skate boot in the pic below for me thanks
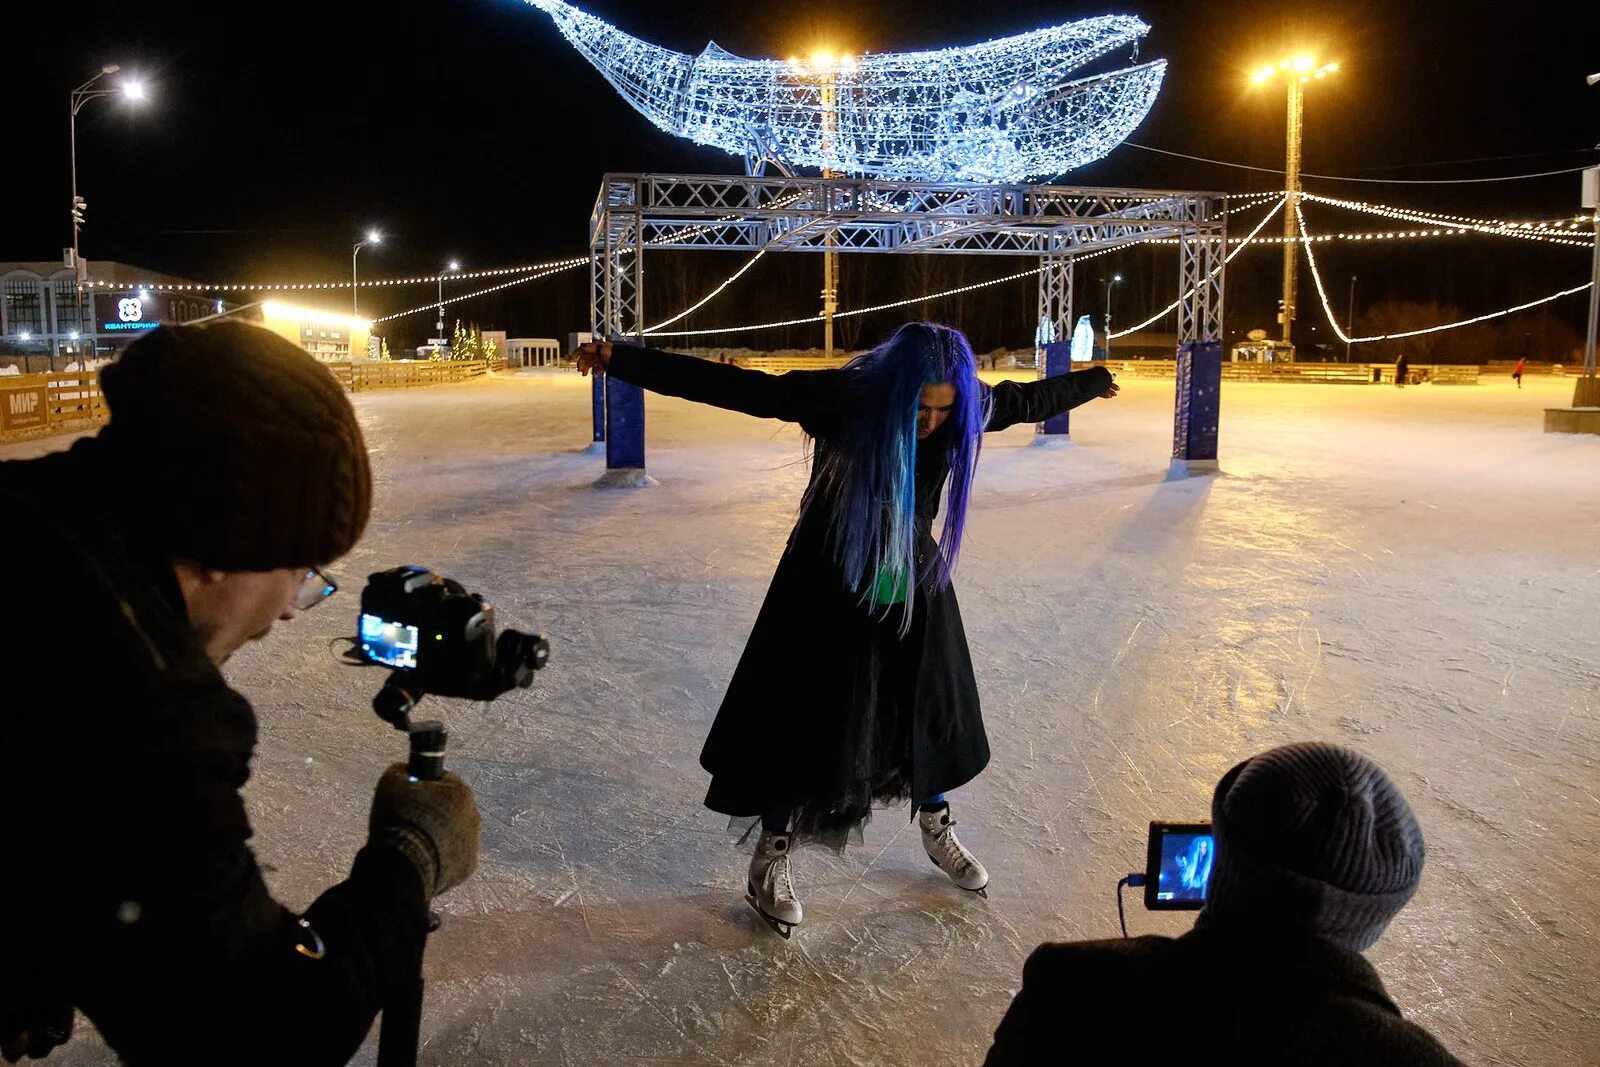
[919,804,989,897]
[746,830,803,938]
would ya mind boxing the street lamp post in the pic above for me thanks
[68,64,146,364]
[1346,275,1357,363]
[1105,273,1122,361]
[352,230,382,317]
[791,52,854,361]
[1580,75,1599,406]
[436,260,460,340]
[1252,56,1338,351]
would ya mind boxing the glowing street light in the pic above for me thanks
[792,48,855,360]
[436,260,461,339]
[1105,273,1123,360]
[352,230,383,317]
[1251,54,1339,348]
[68,62,148,360]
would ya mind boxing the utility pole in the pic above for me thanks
[1281,75,1303,348]
[1579,162,1598,406]
[820,70,841,361]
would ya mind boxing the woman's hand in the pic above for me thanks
[574,341,613,376]
[1099,371,1120,399]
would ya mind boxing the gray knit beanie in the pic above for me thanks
[1196,742,1425,952]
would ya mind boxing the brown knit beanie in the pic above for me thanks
[1196,742,1425,953]
[97,320,372,571]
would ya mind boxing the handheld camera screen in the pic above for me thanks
[361,613,420,669]
[1144,822,1214,910]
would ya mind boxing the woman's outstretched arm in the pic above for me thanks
[983,367,1119,432]
[576,342,839,430]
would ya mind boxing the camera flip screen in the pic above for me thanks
[361,613,421,669]
[1144,822,1214,910]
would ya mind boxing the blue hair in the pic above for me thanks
[802,322,988,630]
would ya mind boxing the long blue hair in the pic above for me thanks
[802,322,988,629]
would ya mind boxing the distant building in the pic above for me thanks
[508,337,562,367]
[1,259,210,370]
[251,300,371,363]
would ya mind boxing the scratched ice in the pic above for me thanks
[11,370,1597,1065]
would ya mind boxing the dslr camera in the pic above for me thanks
[358,566,550,727]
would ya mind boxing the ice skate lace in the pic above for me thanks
[770,854,797,905]
[932,821,975,874]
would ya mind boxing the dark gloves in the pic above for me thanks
[368,764,480,899]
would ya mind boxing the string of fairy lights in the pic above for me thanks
[77,189,1595,343]
[1296,201,1593,346]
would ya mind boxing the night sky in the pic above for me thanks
[13,0,1600,352]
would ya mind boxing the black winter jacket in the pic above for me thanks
[0,438,427,1066]
[984,928,1467,1066]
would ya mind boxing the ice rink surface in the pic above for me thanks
[13,369,1598,1065]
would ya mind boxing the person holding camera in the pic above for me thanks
[983,742,1465,1065]
[576,323,1117,936]
[0,322,480,1065]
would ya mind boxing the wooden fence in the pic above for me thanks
[0,359,508,442]
[0,372,107,439]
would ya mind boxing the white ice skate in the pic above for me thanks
[919,805,989,897]
[746,830,803,938]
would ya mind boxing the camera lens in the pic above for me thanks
[496,629,550,689]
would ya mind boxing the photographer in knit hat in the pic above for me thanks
[984,742,1466,1066]
[0,322,479,1066]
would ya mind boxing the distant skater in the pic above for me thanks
[575,323,1117,936]
[1513,356,1525,389]
[1395,353,1411,388]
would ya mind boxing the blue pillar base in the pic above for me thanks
[605,375,646,473]
[1038,340,1075,439]
[1172,340,1222,469]
[591,371,606,446]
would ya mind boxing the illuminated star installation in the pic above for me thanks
[521,0,1166,183]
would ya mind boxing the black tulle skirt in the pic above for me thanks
[730,600,928,852]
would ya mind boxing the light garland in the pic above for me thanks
[1296,202,1593,345]
[522,0,1165,182]
[371,262,586,324]
[82,258,589,294]
[1301,192,1594,246]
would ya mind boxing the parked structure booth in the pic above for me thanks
[508,337,562,367]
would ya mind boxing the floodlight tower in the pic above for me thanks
[1251,55,1338,350]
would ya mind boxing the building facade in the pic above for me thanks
[1,260,210,371]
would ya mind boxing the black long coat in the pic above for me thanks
[606,347,1111,834]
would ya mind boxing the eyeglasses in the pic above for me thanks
[295,567,339,611]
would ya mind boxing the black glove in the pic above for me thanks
[368,764,480,898]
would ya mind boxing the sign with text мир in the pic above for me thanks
[0,384,50,433]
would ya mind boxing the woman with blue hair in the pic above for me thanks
[576,323,1116,936]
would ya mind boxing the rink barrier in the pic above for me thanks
[0,371,106,439]
[322,359,507,392]
[0,360,511,442]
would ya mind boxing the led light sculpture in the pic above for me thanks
[522,0,1165,182]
